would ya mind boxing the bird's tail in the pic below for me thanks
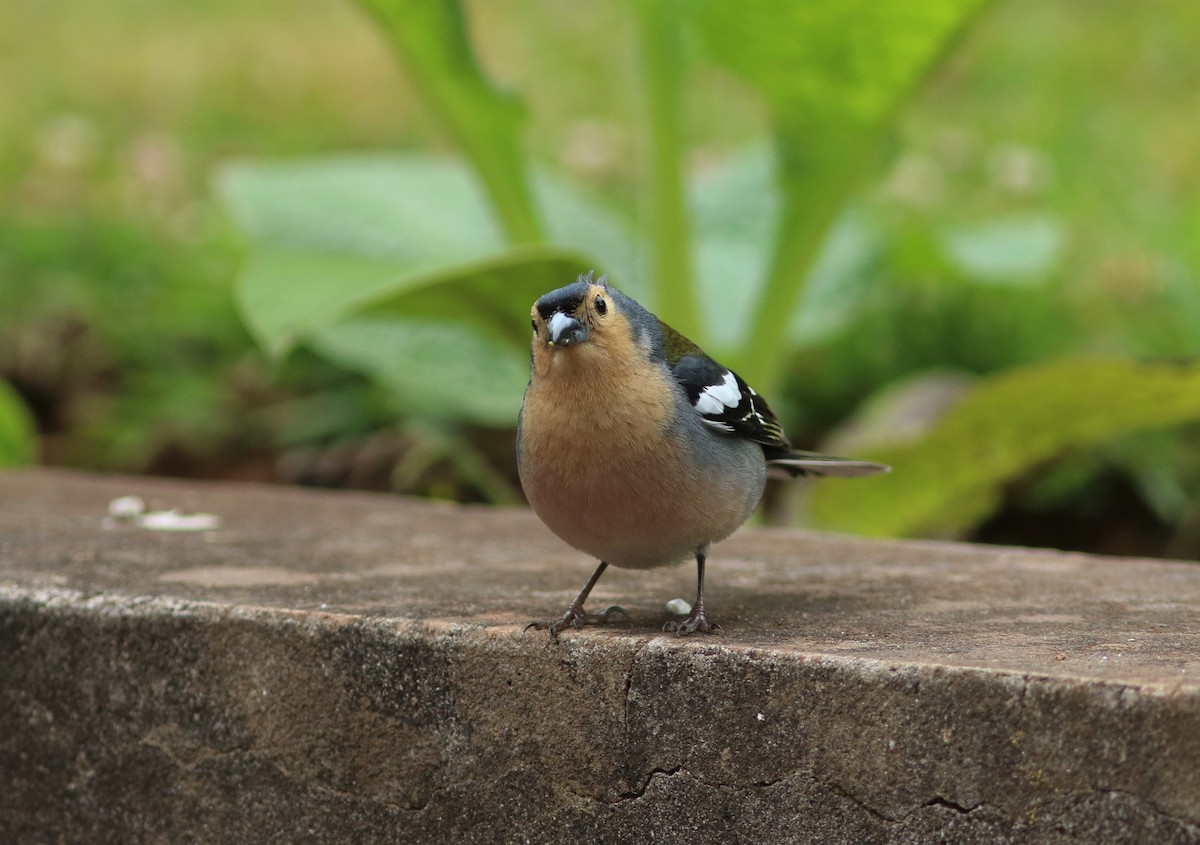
[764,448,891,479]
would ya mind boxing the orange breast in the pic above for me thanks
[519,347,764,568]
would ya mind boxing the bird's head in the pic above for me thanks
[529,272,634,375]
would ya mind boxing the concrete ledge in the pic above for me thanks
[2,469,1200,843]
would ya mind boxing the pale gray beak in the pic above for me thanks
[547,312,587,346]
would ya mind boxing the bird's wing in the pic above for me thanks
[659,324,891,478]
[671,355,789,446]
[666,343,790,449]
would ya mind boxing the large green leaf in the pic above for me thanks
[347,247,594,349]
[687,0,989,389]
[0,380,35,467]
[692,2,986,136]
[808,358,1200,537]
[234,248,412,357]
[233,245,589,358]
[217,155,635,357]
[218,155,506,263]
[310,317,528,426]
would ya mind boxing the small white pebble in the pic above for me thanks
[666,598,692,615]
[138,510,221,532]
[756,712,766,722]
[108,496,146,520]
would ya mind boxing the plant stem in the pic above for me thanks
[634,0,699,339]
[359,0,543,245]
[739,139,860,394]
[739,193,828,393]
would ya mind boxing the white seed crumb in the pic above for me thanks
[138,510,221,532]
[665,598,692,615]
[108,496,146,520]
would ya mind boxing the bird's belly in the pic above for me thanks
[520,431,765,569]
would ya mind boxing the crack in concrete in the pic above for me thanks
[621,639,650,742]
[614,766,685,803]
[922,795,983,816]
[144,729,1200,835]
[825,780,900,824]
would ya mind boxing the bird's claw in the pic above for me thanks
[525,605,629,638]
[662,611,720,636]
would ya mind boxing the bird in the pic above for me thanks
[517,271,889,636]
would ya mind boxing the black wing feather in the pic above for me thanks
[655,321,789,447]
[670,354,790,449]
[657,321,889,478]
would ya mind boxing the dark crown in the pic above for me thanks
[534,271,608,319]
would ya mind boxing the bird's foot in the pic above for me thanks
[525,605,629,638]
[662,609,720,636]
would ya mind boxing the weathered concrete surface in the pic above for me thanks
[2,468,1199,844]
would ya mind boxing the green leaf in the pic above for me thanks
[310,317,528,426]
[692,2,987,136]
[218,155,634,357]
[218,153,638,427]
[531,170,640,297]
[939,215,1064,282]
[808,358,1200,537]
[346,249,593,348]
[688,0,989,390]
[235,248,413,357]
[234,245,589,359]
[688,145,776,351]
[0,380,36,467]
[356,0,542,243]
[217,155,506,263]
[217,155,635,281]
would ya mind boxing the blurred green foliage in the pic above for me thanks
[224,0,987,398]
[0,380,36,467]
[812,359,1200,537]
[0,0,408,483]
[2,0,1199,555]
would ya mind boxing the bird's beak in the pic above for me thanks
[547,311,587,347]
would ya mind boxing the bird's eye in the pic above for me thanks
[595,296,607,316]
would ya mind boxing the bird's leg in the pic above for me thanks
[663,546,720,635]
[525,560,629,638]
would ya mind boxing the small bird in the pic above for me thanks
[518,272,888,636]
